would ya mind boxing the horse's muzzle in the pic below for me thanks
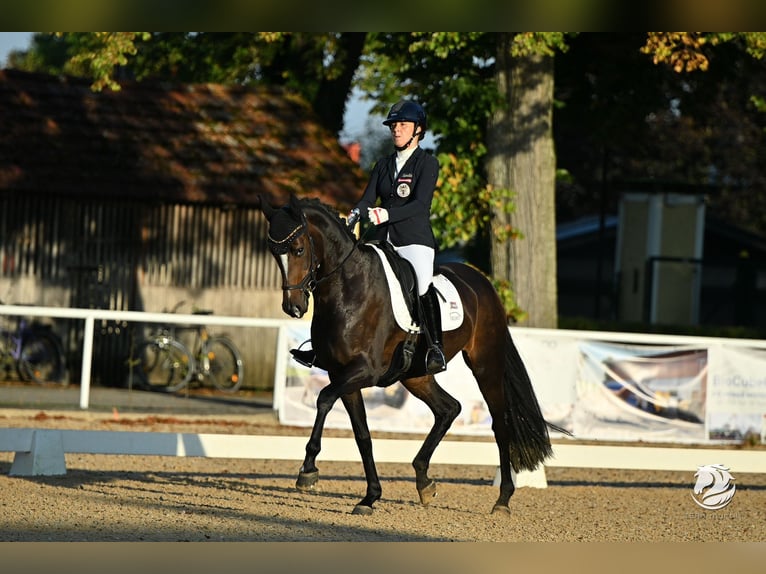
[285,304,305,319]
[283,293,308,318]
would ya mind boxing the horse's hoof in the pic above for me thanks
[296,470,319,491]
[352,504,374,516]
[491,504,511,515]
[417,480,438,506]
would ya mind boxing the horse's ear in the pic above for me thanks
[288,192,302,216]
[260,194,277,221]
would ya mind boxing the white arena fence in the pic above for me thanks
[0,303,293,409]
[1,427,765,488]
[1,304,765,487]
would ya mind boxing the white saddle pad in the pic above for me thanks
[368,244,464,333]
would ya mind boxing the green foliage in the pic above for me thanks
[357,32,497,156]
[739,33,766,59]
[128,32,267,85]
[752,95,766,113]
[491,278,527,324]
[508,32,570,57]
[431,150,492,249]
[57,32,152,91]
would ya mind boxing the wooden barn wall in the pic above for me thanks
[0,194,286,390]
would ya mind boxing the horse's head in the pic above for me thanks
[261,193,355,318]
[692,466,716,494]
[260,193,315,318]
[693,463,734,494]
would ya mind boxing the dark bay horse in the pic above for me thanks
[261,194,563,515]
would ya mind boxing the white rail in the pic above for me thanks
[2,428,764,487]
[0,304,294,409]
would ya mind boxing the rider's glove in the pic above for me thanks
[346,207,360,228]
[368,207,389,225]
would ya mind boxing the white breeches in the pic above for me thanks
[393,243,434,296]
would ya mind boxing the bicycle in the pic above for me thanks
[0,311,67,385]
[127,302,244,393]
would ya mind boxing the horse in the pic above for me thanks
[260,193,565,515]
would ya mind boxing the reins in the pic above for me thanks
[271,210,373,297]
[313,223,374,287]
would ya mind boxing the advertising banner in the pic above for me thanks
[572,341,707,442]
[276,324,766,445]
[707,345,766,442]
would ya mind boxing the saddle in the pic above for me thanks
[365,240,419,322]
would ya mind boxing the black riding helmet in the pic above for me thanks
[382,100,427,136]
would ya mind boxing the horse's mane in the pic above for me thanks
[298,196,357,241]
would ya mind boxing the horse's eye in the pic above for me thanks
[294,246,304,256]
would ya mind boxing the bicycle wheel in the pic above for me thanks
[201,336,243,392]
[133,337,194,393]
[18,332,66,385]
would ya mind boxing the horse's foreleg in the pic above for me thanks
[340,390,381,515]
[296,384,340,492]
[403,377,461,506]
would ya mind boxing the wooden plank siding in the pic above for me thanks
[0,194,286,390]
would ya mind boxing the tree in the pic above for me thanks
[360,33,568,327]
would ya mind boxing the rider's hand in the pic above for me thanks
[368,207,389,225]
[346,207,360,228]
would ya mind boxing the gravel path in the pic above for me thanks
[1,408,764,542]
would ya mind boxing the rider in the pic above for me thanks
[291,99,447,374]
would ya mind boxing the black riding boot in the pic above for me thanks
[290,341,326,370]
[290,347,317,368]
[419,287,447,374]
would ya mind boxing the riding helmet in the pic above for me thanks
[382,100,427,132]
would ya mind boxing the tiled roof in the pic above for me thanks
[0,69,366,209]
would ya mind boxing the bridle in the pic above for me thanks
[267,212,361,299]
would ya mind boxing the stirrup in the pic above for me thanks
[290,347,316,368]
[425,346,447,374]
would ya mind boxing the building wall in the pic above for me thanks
[0,193,286,390]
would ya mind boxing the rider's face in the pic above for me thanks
[388,121,417,149]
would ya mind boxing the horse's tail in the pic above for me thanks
[502,329,569,472]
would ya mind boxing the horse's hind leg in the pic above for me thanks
[401,376,461,506]
[464,352,515,514]
[488,413,515,514]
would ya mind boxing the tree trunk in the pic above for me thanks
[486,35,558,328]
[313,33,367,136]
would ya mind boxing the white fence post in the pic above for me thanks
[79,314,95,409]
